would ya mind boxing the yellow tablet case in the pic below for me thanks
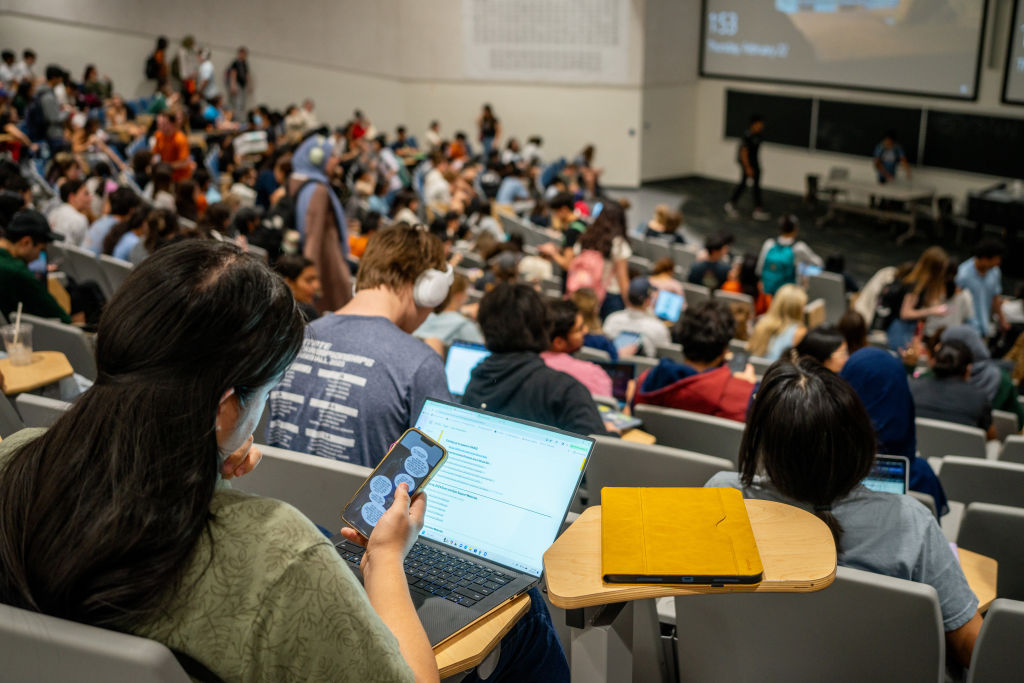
[601,487,763,585]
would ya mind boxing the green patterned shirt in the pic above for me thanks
[0,429,414,682]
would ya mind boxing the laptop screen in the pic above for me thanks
[414,399,593,577]
[596,361,635,403]
[444,342,491,397]
[862,455,909,495]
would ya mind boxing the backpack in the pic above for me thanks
[249,180,316,260]
[145,53,160,80]
[874,279,908,331]
[24,96,47,142]
[761,240,795,296]
[566,249,606,303]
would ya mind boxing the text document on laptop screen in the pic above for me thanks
[414,399,591,576]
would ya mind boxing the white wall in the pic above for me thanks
[690,0,1024,205]
[0,0,648,186]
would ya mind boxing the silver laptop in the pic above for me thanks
[862,455,910,494]
[333,398,594,646]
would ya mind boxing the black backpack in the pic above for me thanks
[145,53,160,80]
[249,180,316,260]
[24,97,47,142]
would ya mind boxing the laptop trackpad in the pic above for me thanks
[414,591,476,646]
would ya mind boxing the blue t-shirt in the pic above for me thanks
[496,176,530,205]
[112,231,141,262]
[268,315,451,468]
[874,142,905,180]
[955,258,1002,336]
[85,215,119,255]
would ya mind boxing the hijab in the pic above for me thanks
[839,347,916,461]
[292,134,348,255]
[940,325,1001,401]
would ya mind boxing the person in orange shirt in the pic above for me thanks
[152,112,194,183]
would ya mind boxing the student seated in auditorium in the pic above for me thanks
[648,257,684,295]
[706,358,981,669]
[793,324,849,373]
[602,277,671,358]
[413,272,484,348]
[541,299,614,398]
[462,283,608,437]
[537,191,587,271]
[273,253,322,323]
[634,300,756,423]
[572,287,619,361]
[643,204,684,243]
[910,339,995,439]
[0,240,441,681]
[268,225,452,468]
[838,309,869,355]
[840,347,948,515]
[747,284,807,361]
[84,186,140,256]
[755,214,822,296]
[941,325,1024,429]
[688,233,731,290]
[0,209,74,323]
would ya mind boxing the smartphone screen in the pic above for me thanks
[613,331,642,352]
[343,428,447,538]
[653,290,684,323]
[727,350,750,374]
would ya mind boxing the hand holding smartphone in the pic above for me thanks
[341,428,447,540]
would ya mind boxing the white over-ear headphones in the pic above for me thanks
[308,135,326,166]
[413,264,454,309]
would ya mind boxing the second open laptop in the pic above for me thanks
[443,341,491,400]
[333,398,594,646]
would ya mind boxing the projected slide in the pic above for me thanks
[1004,0,1024,104]
[702,0,987,99]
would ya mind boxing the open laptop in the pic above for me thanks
[333,398,594,646]
[595,361,636,404]
[862,455,910,494]
[443,341,491,400]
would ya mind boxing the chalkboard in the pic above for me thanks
[815,100,922,163]
[924,110,1024,179]
[724,90,813,149]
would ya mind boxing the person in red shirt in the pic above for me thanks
[152,112,194,182]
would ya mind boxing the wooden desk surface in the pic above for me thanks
[0,351,74,395]
[544,500,837,610]
[434,594,530,678]
[959,548,997,612]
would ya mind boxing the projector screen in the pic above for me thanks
[1004,0,1024,104]
[701,0,988,99]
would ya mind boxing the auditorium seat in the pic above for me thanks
[806,272,847,326]
[671,244,698,279]
[957,503,1024,602]
[916,417,987,461]
[627,255,652,275]
[672,567,944,682]
[19,313,98,381]
[633,405,743,464]
[992,410,1020,443]
[1000,435,1024,465]
[749,355,774,377]
[654,343,684,362]
[680,282,710,308]
[938,456,1024,509]
[98,254,133,297]
[631,354,660,374]
[15,394,71,428]
[0,602,190,683]
[967,599,1024,683]
[231,444,372,531]
[0,394,26,439]
[804,298,826,329]
[574,346,612,363]
[61,244,111,299]
[583,436,734,507]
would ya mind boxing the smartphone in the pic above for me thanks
[653,290,684,323]
[613,331,642,352]
[727,350,750,374]
[341,428,448,539]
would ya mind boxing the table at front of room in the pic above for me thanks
[819,178,936,245]
[543,499,1000,683]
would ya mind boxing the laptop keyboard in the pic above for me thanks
[335,539,514,607]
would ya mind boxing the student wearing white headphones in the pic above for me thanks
[268,224,454,469]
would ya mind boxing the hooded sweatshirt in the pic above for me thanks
[462,351,606,436]
[635,358,754,423]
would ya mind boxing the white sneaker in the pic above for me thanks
[752,209,772,221]
[724,202,739,218]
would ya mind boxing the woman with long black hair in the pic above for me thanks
[0,241,439,681]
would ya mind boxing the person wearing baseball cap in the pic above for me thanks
[602,276,671,357]
[0,208,72,323]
